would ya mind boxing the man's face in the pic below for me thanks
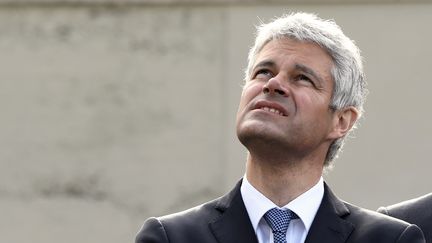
[236,38,339,158]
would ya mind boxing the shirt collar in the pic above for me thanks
[240,175,324,233]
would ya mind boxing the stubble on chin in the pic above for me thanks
[237,122,287,155]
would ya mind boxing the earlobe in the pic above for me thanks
[329,107,359,140]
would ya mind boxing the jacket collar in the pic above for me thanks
[304,183,354,243]
[209,180,354,243]
[209,179,259,243]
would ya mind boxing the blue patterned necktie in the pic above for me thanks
[264,208,298,243]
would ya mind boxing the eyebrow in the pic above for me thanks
[252,60,276,73]
[295,63,325,85]
[252,60,327,85]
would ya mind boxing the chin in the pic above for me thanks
[237,123,284,149]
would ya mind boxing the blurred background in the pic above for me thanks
[1,0,431,242]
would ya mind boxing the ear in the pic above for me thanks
[327,107,359,140]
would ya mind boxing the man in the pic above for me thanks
[378,193,432,243]
[136,12,425,243]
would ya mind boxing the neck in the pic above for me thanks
[245,152,323,207]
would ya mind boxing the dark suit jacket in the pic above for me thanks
[378,193,432,243]
[136,180,425,243]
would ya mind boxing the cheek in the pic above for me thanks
[240,82,262,103]
[237,83,262,118]
[295,94,313,109]
[294,89,330,110]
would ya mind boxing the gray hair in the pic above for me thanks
[245,12,367,166]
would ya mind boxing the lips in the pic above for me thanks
[253,100,288,116]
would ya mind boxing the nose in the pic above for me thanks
[262,77,289,96]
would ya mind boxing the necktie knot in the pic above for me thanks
[264,208,298,243]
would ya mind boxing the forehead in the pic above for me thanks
[254,38,334,77]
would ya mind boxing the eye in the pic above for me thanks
[253,69,273,80]
[295,74,315,86]
[297,74,311,82]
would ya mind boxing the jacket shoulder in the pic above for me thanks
[159,198,221,226]
[136,217,169,243]
[344,202,425,243]
[135,180,243,243]
[378,193,432,242]
[383,193,432,219]
[136,198,222,243]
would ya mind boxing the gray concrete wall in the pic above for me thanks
[0,3,431,243]
[0,0,430,4]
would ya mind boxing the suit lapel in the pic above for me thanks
[209,181,354,243]
[304,183,354,243]
[209,180,259,243]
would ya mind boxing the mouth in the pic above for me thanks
[253,100,288,117]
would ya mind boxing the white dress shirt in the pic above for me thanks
[240,175,324,243]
